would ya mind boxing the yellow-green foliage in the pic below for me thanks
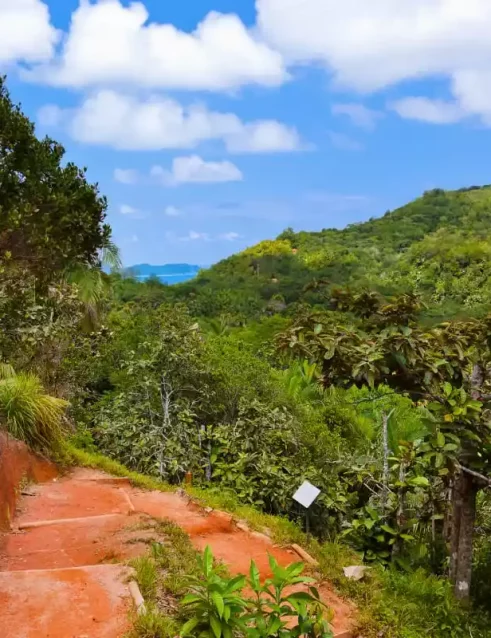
[243,239,292,258]
[301,249,335,269]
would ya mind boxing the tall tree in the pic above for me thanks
[0,75,113,373]
[278,291,491,600]
[0,76,110,282]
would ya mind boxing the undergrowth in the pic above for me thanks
[67,444,491,638]
[126,519,202,638]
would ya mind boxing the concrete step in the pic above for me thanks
[0,564,133,638]
[0,513,159,571]
[15,478,132,526]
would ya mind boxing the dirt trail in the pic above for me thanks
[0,468,355,638]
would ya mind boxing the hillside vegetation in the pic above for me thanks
[142,186,491,323]
[2,74,491,638]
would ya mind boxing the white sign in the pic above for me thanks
[292,481,321,508]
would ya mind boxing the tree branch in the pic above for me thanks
[460,466,491,487]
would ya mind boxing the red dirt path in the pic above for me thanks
[0,565,132,638]
[0,432,57,531]
[0,467,356,638]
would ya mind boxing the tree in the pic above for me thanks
[66,240,122,331]
[0,76,110,283]
[278,292,491,600]
[0,76,114,371]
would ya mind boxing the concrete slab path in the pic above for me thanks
[0,467,355,638]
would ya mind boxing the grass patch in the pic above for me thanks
[150,519,202,597]
[130,556,158,600]
[127,608,178,638]
[125,518,202,638]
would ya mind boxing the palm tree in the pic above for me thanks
[65,240,122,331]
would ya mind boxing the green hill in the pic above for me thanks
[167,186,491,321]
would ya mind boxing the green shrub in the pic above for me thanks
[180,546,333,638]
[0,365,67,451]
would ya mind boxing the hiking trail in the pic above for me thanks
[0,467,355,638]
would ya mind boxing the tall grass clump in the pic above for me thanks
[0,364,68,452]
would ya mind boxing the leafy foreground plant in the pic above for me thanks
[180,546,333,638]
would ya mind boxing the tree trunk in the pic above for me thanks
[449,471,478,601]
[381,412,389,511]
[392,459,406,560]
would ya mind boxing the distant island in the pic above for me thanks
[125,263,202,285]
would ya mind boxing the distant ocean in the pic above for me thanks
[126,263,203,285]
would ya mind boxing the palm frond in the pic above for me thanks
[65,265,110,331]
[99,240,122,272]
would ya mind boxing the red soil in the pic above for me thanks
[0,513,157,571]
[0,467,356,638]
[0,565,132,638]
[0,432,57,531]
[15,478,131,526]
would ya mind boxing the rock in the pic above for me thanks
[343,565,370,581]
[236,521,249,533]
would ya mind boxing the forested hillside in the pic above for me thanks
[142,186,491,324]
[2,75,491,637]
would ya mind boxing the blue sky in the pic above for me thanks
[3,0,491,266]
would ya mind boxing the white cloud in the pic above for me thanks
[328,131,363,152]
[167,229,239,242]
[114,168,140,184]
[152,155,243,186]
[164,206,181,217]
[225,120,301,153]
[219,232,241,241]
[178,230,210,242]
[332,103,383,130]
[390,97,464,124]
[0,0,58,66]
[40,90,302,153]
[31,0,286,91]
[257,0,491,126]
[119,204,139,215]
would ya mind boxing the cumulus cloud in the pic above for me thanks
[30,0,286,91]
[39,91,301,153]
[390,97,464,124]
[332,103,383,130]
[225,120,301,153]
[152,155,243,186]
[257,0,491,126]
[0,0,59,66]
[114,168,140,184]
